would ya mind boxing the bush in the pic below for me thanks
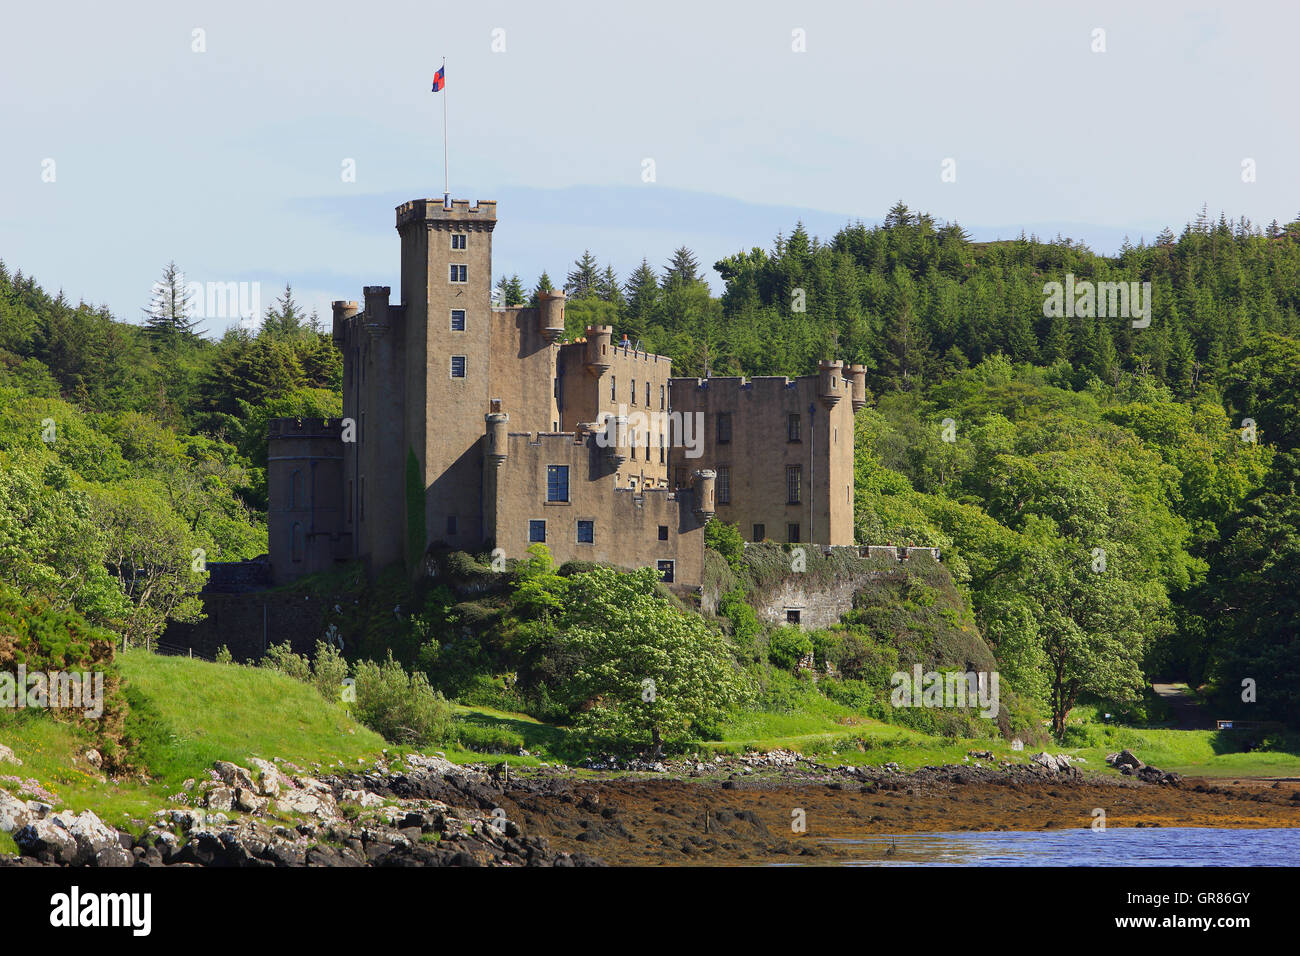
[352,652,454,747]
[260,641,311,683]
[454,719,524,754]
[310,640,349,704]
[767,626,814,670]
[214,645,234,665]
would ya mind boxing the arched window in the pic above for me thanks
[290,469,303,510]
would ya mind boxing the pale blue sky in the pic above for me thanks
[2,0,1295,333]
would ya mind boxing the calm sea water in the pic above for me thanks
[826,828,1300,866]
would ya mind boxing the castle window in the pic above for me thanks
[788,413,801,442]
[753,523,765,541]
[450,355,467,378]
[547,465,569,502]
[529,520,546,543]
[291,522,303,562]
[646,382,651,406]
[786,608,801,626]
[577,520,594,544]
[446,515,457,535]
[449,264,467,283]
[787,523,800,543]
[658,525,668,541]
[660,385,665,409]
[451,234,467,250]
[611,375,616,401]
[656,560,675,583]
[645,441,650,462]
[631,379,636,404]
[659,433,665,464]
[716,412,732,444]
[450,309,466,331]
[717,465,731,504]
[786,464,802,504]
[290,469,302,509]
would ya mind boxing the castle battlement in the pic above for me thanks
[396,198,498,231]
[268,417,346,440]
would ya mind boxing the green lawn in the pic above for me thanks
[0,650,388,826]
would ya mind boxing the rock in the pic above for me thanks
[16,809,119,865]
[83,749,103,769]
[1030,752,1060,772]
[341,789,384,807]
[276,789,337,820]
[248,758,283,797]
[213,761,257,791]
[92,846,134,868]
[205,786,235,813]
[235,788,269,814]
[1110,750,1145,770]
[0,744,22,767]
[0,790,33,833]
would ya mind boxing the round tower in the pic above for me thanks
[585,325,613,376]
[485,413,509,465]
[538,290,567,343]
[848,363,868,412]
[818,359,845,408]
[692,469,717,519]
[604,414,628,466]
[331,300,358,347]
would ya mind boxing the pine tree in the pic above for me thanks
[597,264,625,307]
[662,247,701,286]
[624,259,660,320]
[566,251,600,298]
[261,284,308,339]
[143,261,200,343]
[530,271,554,307]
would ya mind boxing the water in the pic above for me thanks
[828,827,1300,866]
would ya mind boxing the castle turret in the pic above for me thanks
[585,325,613,376]
[818,359,845,409]
[485,412,509,465]
[604,413,628,467]
[848,363,868,412]
[331,300,358,347]
[692,469,717,519]
[538,290,567,343]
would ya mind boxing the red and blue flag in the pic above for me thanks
[431,67,445,92]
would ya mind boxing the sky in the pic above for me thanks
[2,0,1296,335]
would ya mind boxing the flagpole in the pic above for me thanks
[441,56,449,208]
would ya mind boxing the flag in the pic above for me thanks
[431,67,445,92]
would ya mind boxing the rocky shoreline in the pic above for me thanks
[2,748,1297,867]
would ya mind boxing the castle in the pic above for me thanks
[266,198,863,589]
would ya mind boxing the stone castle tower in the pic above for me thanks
[267,197,857,587]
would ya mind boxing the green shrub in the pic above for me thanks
[454,719,524,754]
[260,641,311,682]
[214,645,234,665]
[767,626,814,670]
[352,652,454,747]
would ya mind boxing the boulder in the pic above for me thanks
[248,758,283,797]
[1030,752,1060,772]
[205,786,234,813]
[0,744,21,767]
[16,809,119,865]
[1110,750,1145,770]
[235,788,269,814]
[213,761,257,791]
[0,790,32,833]
[276,789,337,820]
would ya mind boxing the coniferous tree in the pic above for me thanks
[143,261,200,343]
[624,259,660,321]
[662,247,701,287]
[566,251,600,299]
